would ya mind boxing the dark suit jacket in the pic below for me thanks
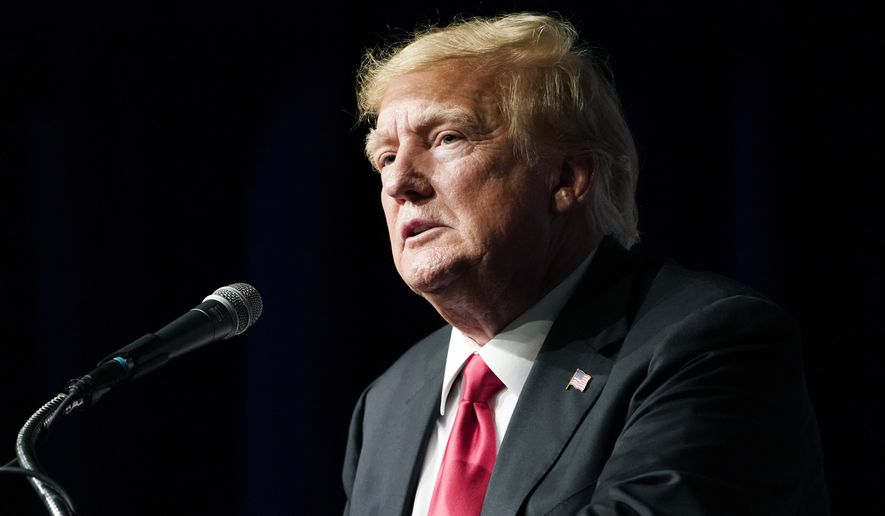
[343,240,828,515]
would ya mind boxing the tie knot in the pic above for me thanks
[461,354,505,404]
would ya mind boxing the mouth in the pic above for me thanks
[402,220,444,241]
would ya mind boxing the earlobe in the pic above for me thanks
[552,154,596,214]
[552,188,575,214]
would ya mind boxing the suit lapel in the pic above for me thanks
[482,241,635,515]
[373,329,448,516]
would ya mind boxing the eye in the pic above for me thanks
[440,133,462,145]
[378,154,396,169]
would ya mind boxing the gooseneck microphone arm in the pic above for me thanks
[6,283,263,516]
[14,393,79,516]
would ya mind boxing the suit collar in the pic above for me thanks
[482,238,636,515]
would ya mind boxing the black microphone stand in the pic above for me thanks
[6,283,262,514]
[11,361,126,515]
[14,388,80,515]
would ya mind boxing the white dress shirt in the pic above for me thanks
[411,250,596,515]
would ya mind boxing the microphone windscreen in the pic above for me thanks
[207,283,263,335]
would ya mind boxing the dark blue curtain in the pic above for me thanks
[2,1,881,514]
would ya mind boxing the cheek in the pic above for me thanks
[469,177,549,243]
[380,197,400,243]
[380,194,396,223]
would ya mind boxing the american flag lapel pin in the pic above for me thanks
[566,368,592,392]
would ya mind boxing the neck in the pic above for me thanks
[426,234,599,345]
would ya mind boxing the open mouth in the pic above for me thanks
[403,220,443,241]
[410,224,434,237]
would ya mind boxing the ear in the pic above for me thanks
[551,153,596,215]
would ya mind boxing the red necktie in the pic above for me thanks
[428,354,505,516]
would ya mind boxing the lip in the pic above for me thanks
[401,219,445,241]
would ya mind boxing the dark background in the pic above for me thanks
[2,1,882,514]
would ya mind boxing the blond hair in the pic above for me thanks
[357,13,639,248]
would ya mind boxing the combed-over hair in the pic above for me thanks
[357,13,639,248]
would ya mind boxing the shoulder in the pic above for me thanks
[640,260,792,325]
[642,261,771,314]
[622,259,801,373]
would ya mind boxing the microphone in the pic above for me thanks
[67,283,263,411]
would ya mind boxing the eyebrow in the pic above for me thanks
[364,106,488,161]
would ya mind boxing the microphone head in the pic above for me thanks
[209,283,263,336]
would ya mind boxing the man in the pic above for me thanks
[343,13,828,516]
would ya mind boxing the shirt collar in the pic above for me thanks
[439,249,597,415]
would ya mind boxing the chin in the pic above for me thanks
[400,257,465,295]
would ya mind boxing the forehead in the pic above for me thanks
[366,65,498,149]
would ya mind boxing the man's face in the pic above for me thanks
[367,63,553,299]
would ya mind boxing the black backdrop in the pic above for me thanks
[2,1,882,514]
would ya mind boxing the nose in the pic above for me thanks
[381,147,434,205]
